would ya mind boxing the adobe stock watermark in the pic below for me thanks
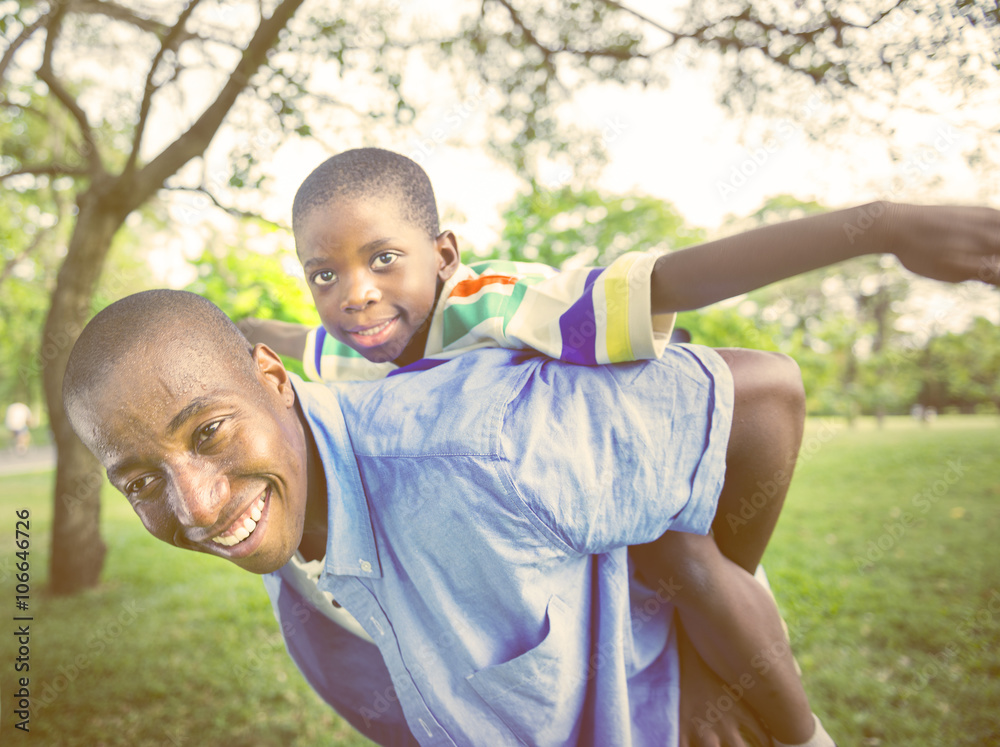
[843,124,966,244]
[231,595,324,684]
[33,600,142,712]
[854,458,966,573]
[353,0,401,49]
[898,588,1000,700]
[715,95,823,202]
[526,115,630,213]
[58,469,104,517]
[693,629,799,736]
[19,264,138,388]
[724,419,843,535]
[407,84,502,165]
[174,126,280,226]
[979,254,1000,285]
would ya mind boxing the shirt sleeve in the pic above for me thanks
[437,252,675,364]
[498,344,734,555]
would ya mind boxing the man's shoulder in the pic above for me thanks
[337,349,543,457]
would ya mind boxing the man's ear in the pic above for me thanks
[253,343,295,407]
[435,230,461,282]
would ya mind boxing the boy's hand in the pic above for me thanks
[886,203,1000,286]
[235,317,311,360]
[677,618,770,747]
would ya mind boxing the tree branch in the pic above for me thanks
[0,11,47,87]
[0,222,52,288]
[598,0,680,41]
[0,164,92,182]
[68,0,240,48]
[162,184,287,230]
[124,0,206,177]
[493,0,650,64]
[0,98,51,122]
[36,4,104,175]
[70,0,177,36]
[131,0,307,207]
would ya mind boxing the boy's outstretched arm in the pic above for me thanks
[651,202,1000,313]
[238,317,311,360]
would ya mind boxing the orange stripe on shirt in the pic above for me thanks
[449,275,518,299]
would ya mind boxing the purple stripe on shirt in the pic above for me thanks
[314,326,327,380]
[387,358,449,377]
[558,268,603,365]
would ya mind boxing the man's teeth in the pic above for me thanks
[212,495,266,547]
[355,320,392,336]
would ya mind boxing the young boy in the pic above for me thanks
[247,149,814,744]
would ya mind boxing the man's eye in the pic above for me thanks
[196,421,222,448]
[125,475,155,497]
[373,252,397,269]
[311,270,337,287]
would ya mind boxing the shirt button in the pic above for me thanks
[360,560,373,572]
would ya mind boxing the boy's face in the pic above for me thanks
[72,344,312,575]
[296,196,459,365]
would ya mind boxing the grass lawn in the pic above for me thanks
[1,415,998,745]
[764,416,1000,745]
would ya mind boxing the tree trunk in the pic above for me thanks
[39,0,307,594]
[43,187,125,594]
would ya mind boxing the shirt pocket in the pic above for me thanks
[465,595,587,746]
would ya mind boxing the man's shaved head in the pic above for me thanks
[63,289,314,574]
[63,289,256,442]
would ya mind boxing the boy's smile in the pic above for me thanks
[296,196,459,366]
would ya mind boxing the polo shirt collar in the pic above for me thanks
[289,374,382,580]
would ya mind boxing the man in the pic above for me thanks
[63,289,776,746]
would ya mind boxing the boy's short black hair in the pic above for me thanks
[292,148,440,241]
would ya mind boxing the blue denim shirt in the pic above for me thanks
[263,345,733,746]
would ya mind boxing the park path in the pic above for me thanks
[0,444,56,477]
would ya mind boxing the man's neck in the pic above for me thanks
[295,399,329,562]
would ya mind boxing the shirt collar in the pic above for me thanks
[289,374,382,580]
[423,262,477,356]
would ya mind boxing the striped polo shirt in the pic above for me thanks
[302,251,675,383]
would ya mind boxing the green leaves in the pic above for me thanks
[486,184,704,268]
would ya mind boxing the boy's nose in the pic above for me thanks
[170,461,231,529]
[341,273,381,311]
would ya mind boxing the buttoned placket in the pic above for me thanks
[323,574,458,747]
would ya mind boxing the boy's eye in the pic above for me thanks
[373,252,397,269]
[311,270,337,287]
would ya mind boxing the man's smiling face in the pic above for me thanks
[75,341,312,574]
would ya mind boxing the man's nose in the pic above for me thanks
[341,271,381,311]
[169,460,231,528]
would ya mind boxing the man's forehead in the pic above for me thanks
[88,361,242,436]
